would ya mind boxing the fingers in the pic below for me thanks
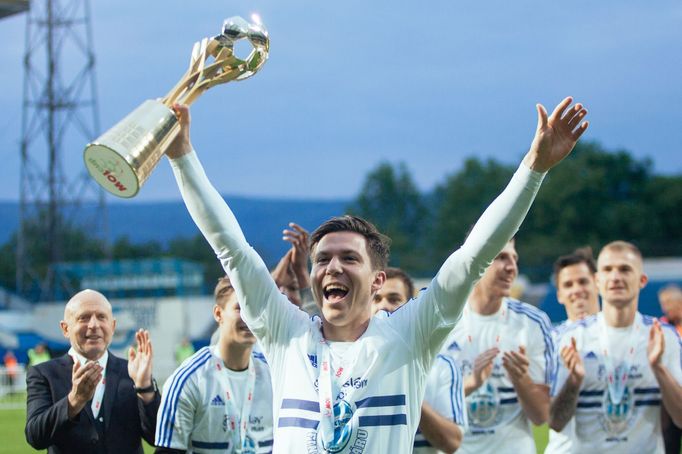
[571,336,577,350]
[549,96,573,122]
[564,104,587,130]
[536,104,548,130]
[128,346,136,362]
[172,103,191,127]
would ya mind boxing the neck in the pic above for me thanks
[218,338,252,371]
[603,300,637,327]
[469,286,503,315]
[322,318,370,342]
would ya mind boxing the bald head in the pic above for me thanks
[65,289,112,321]
[60,289,116,360]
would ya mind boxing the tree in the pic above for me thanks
[349,161,430,274]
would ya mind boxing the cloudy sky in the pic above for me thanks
[0,0,680,202]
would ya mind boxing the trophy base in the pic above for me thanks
[83,100,179,198]
[84,144,140,198]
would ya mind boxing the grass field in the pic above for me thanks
[1,405,549,453]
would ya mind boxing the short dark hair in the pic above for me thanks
[213,275,235,308]
[310,215,390,270]
[553,247,596,285]
[385,267,415,299]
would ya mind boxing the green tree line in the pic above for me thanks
[349,141,682,281]
[1,140,680,299]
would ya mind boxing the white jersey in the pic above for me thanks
[155,346,274,453]
[413,354,467,454]
[441,298,554,454]
[545,320,576,454]
[170,150,545,453]
[552,312,682,452]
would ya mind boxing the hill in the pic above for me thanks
[0,197,348,266]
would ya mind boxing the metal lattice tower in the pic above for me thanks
[16,0,107,301]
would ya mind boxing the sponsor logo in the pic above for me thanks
[342,377,368,389]
[211,394,225,406]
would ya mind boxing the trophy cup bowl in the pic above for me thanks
[84,16,269,198]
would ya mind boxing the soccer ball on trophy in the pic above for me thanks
[83,15,269,198]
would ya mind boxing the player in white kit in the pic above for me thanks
[550,241,682,452]
[372,267,466,453]
[155,276,273,453]
[545,247,600,454]
[164,97,588,453]
[441,239,554,453]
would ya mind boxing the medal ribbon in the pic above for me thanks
[219,356,256,453]
[316,333,360,450]
[597,313,638,405]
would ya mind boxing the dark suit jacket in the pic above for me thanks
[25,352,160,454]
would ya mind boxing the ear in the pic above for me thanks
[556,290,566,306]
[111,318,117,332]
[371,270,386,294]
[59,320,69,339]
[639,273,648,289]
[213,305,222,324]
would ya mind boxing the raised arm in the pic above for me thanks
[165,105,284,326]
[433,97,589,321]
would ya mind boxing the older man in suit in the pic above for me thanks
[25,289,160,453]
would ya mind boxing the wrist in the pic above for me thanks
[134,377,157,394]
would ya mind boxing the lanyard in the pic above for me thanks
[217,356,256,453]
[315,333,360,449]
[69,348,107,419]
[597,313,639,405]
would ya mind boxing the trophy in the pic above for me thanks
[83,16,269,198]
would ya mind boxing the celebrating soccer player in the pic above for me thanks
[164,97,588,452]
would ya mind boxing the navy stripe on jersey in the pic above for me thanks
[157,348,212,447]
[192,440,229,449]
[634,387,660,394]
[437,354,466,424]
[281,398,319,412]
[635,399,661,406]
[414,439,432,448]
[507,300,555,384]
[259,439,274,447]
[500,397,518,405]
[278,417,319,429]
[576,402,601,408]
[356,394,405,408]
[359,414,407,426]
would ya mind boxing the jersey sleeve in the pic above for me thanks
[525,309,556,386]
[387,164,546,369]
[155,369,200,450]
[662,326,682,385]
[169,152,308,353]
[426,355,468,426]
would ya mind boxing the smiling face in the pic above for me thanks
[60,290,116,361]
[311,231,385,340]
[556,262,599,321]
[477,241,518,300]
[596,247,648,309]
[372,277,410,314]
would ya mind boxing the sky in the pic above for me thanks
[0,0,680,202]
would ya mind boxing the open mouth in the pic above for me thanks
[323,283,349,303]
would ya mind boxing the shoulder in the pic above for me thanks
[164,347,214,389]
[506,299,552,328]
[29,355,71,377]
[556,314,598,341]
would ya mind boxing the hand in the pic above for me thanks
[67,360,102,417]
[523,97,589,172]
[503,345,531,385]
[283,222,311,288]
[165,103,193,159]
[648,319,665,368]
[271,249,296,288]
[464,347,499,395]
[561,337,584,387]
[128,329,153,390]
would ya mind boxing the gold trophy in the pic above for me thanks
[84,16,269,198]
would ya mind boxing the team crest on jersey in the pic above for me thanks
[318,399,354,453]
[467,382,500,428]
[241,435,257,454]
[600,385,634,435]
